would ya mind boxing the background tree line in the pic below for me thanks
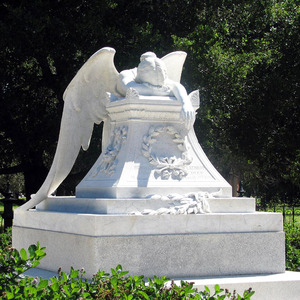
[0,0,299,206]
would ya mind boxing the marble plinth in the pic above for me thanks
[35,196,256,214]
[13,207,285,279]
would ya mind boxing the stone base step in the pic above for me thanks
[36,196,256,214]
[175,271,300,300]
[13,225,285,278]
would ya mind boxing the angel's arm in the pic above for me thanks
[117,69,195,129]
[117,69,170,96]
[166,79,195,130]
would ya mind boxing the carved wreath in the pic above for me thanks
[141,126,192,179]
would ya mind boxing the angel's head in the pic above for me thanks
[136,52,167,86]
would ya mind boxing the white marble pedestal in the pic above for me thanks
[12,93,288,296]
[75,94,232,199]
[13,196,285,279]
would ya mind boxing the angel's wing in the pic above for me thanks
[18,47,119,211]
[161,51,187,82]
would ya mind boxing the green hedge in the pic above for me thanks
[285,222,300,271]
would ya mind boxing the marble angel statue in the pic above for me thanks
[19,47,195,211]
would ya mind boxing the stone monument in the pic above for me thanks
[13,48,288,290]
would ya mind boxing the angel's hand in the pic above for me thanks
[181,100,195,130]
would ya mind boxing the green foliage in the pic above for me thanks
[285,222,300,271]
[0,241,46,296]
[1,264,255,299]
[0,240,254,299]
[0,174,24,198]
[172,0,300,202]
[0,227,12,252]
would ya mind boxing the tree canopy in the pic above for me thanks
[0,0,299,205]
[173,0,300,204]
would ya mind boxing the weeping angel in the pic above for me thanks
[19,47,195,211]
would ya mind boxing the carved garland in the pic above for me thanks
[141,126,192,180]
[92,126,128,177]
[129,192,213,215]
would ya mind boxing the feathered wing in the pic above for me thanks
[161,51,187,82]
[19,47,119,211]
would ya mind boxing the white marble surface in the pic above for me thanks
[13,226,285,279]
[36,196,255,214]
[14,209,282,236]
[76,94,232,199]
